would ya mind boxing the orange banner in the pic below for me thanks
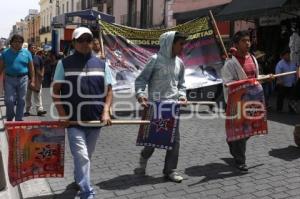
[6,121,65,186]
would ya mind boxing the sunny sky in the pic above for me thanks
[0,0,40,38]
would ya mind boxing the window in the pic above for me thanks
[140,0,153,28]
[128,0,137,27]
[107,0,113,15]
[71,0,74,12]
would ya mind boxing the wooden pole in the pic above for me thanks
[185,101,216,106]
[97,15,106,59]
[68,120,150,127]
[209,10,228,58]
[225,71,297,87]
[66,101,216,127]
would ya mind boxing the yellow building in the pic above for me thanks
[39,0,54,45]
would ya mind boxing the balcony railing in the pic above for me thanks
[39,26,51,34]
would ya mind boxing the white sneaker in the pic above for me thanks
[166,172,183,183]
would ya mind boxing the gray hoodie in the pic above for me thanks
[135,31,186,101]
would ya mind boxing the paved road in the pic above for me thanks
[23,88,300,199]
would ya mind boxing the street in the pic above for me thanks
[21,88,300,199]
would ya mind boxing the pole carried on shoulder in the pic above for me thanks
[209,10,228,58]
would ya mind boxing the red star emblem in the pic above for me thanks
[152,119,170,132]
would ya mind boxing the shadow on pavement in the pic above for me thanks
[267,110,300,126]
[269,145,300,161]
[185,158,246,186]
[97,174,166,190]
[2,181,79,199]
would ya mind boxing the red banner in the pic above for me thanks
[6,121,65,186]
[226,79,268,142]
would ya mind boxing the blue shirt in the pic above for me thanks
[275,59,297,87]
[32,54,44,70]
[0,48,32,75]
[54,60,115,86]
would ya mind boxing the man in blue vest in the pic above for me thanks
[0,34,35,121]
[52,27,114,199]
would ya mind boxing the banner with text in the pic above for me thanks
[100,17,223,91]
[6,121,65,186]
[226,79,268,142]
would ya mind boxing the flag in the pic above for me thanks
[226,78,268,142]
[6,121,65,186]
[136,102,180,150]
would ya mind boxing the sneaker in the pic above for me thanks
[236,164,248,173]
[165,172,183,183]
[134,156,147,175]
[24,112,30,117]
[86,195,94,199]
[37,110,47,116]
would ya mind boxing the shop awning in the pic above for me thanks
[217,0,289,20]
[52,9,115,28]
[173,4,229,24]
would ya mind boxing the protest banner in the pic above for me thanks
[226,79,268,141]
[6,121,65,186]
[136,102,180,150]
[99,17,223,91]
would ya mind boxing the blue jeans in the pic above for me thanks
[67,127,101,199]
[4,75,28,121]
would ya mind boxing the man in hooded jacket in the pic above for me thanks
[134,31,187,183]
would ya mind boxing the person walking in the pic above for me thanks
[25,43,47,116]
[134,31,187,183]
[275,48,298,113]
[0,34,35,121]
[221,30,260,173]
[92,38,102,58]
[52,27,114,199]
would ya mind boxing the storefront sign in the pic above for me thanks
[259,16,280,26]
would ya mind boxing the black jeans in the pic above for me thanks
[140,124,180,175]
[227,138,248,165]
[276,85,294,111]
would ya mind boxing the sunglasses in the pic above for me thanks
[76,36,93,43]
[12,40,23,44]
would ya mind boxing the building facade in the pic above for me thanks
[80,0,165,28]
[39,0,54,45]
[168,0,231,26]
[10,21,26,39]
[25,9,39,45]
